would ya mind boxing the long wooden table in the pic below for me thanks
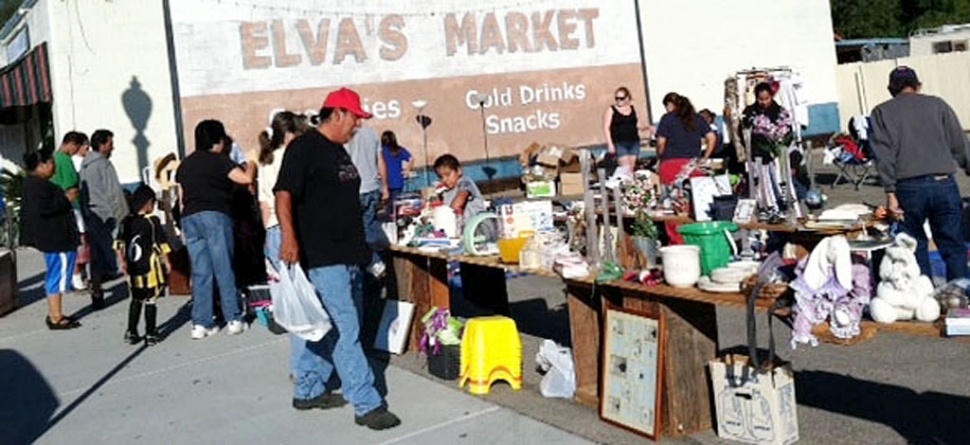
[388,244,779,437]
[387,243,957,437]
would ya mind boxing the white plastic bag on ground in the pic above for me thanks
[535,339,576,398]
[270,263,332,342]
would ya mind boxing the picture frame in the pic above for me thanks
[372,300,415,355]
[733,198,757,224]
[600,306,666,440]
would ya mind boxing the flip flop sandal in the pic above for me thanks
[46,316,81,330]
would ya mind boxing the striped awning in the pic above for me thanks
[0,42,51,109]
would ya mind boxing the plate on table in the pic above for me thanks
[698,276,741,293]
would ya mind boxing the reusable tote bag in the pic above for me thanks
[270,263,332,342]
[709,283,799,445]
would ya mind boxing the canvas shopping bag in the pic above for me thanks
[710,283,799,445]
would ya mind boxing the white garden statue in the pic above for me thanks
[870,233,940,323]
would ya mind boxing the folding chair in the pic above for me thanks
[829,117,876,190]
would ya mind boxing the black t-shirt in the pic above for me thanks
[274,130,370,268]
[20,175,79,253]
[117,214,169,277]
[176,150,238,217]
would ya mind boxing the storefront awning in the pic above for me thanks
[0,42,50,109]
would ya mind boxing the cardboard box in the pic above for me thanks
[519,142,543,167]
[526,180,556,198]
[536,153,561,168]
[559,172,585,196]
[499,200,554,238]
[710,355,799,445]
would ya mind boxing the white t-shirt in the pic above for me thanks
[258,153,283,228]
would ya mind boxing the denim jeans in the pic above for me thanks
[293,264,382,416]
[265,225,307,375]
[359,190,387,268]
[895,175,967,281]
[184,211,242,327]
[386,188,403,220]
[84,213,117,280]
[264,225,282,273]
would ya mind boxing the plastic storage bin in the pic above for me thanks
[459,316,523,395]
[428,344,461,380]
[677,221,738,276]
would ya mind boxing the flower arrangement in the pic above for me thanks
[622,172,660,239]
[750,109,793,158]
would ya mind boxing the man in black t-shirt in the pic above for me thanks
[274,88,400,431]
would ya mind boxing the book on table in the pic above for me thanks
[945,308,970,336]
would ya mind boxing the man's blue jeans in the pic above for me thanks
[84,213,117,280]
[293,264,382,416]
[359,190,387,268]
[184,211,242,327]
[896,175,968,281]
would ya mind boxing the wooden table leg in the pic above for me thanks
[658,299,718,437]
[566,281,601,408]
[392,252,450,351]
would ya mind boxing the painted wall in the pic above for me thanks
[638,0,840,135]
[836,52,970,132]
[38,0,179,183]
[169,0,646,170]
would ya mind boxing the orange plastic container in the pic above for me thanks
[497,237,529,264]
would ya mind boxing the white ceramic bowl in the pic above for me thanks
[711,267,751,284]
[728,260,761,271]
[661,245,701,288]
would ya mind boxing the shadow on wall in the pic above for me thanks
[0,350,59,445]
[122,76,152,178]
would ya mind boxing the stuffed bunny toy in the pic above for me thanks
[791,235,871,347]
[870,233,940,323]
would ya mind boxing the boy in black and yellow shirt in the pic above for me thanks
[116,185,171,345]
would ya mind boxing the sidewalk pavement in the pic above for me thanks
[0,249,593,445]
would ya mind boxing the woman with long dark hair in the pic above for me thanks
[379,130,413,218]
[656,92,717,243]
[656,92,717,183]
[257,111,309,271]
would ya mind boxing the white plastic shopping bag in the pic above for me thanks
[535,339,576,398]
[269,263,332,342]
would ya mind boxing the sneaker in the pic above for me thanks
[226,320,247,335]
[72,274,87,291]
[144,333,161,346]
[292,391,347,411]
[355,406,401,431]
[123,331,141,345]
[367,260,387,279]
[190,324,219,339]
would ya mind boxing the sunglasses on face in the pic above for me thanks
[615,96,628,101]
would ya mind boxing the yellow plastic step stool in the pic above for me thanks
[459,316,523,395]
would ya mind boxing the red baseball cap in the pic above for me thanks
[322,87,372,119]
